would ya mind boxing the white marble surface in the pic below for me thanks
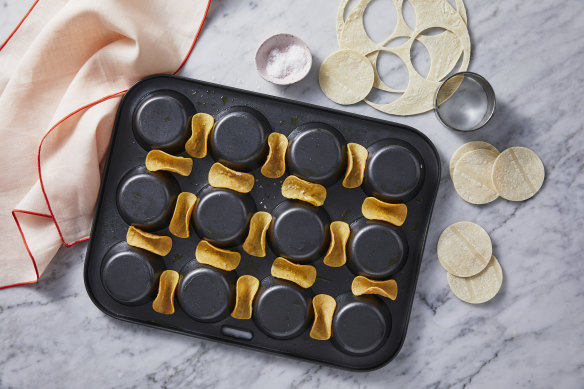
[2,0,584,388]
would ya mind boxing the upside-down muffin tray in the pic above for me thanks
[84,74,440,371]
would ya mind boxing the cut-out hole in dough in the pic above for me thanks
[376,51,409,91]
[401,0,417,31]
[363,0,397,43]
[410,39,431,79]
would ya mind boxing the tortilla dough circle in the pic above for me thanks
[447,255,503,304]
[492,147,545,201]
[450,141,499,178]
[319,49,374,105]
[437,221,492,277]
[452,149,499,204]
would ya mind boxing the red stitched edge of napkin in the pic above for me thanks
[0,0,40,52]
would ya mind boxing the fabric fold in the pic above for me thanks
[0,0,211,289]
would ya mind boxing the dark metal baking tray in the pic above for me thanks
[84,74,440,371]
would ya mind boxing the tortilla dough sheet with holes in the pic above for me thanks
[332,0,471,115]
[339,0,466,93]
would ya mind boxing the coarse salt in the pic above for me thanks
[265,44,308,80]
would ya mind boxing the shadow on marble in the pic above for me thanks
[204,0,228,20]
[445,99,537,149]
[27,242,88,299]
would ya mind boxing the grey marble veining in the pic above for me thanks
[1,0,583,388]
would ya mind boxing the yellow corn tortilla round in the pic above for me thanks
[186,113,214,158]
[231,275,260,320]
[152,270,180,315]
[361,197,407,226]
[145,150,193,176]
[208,162,255,193]
[452,148,499,205]
[351,276,398,300]
[169,192,197,238]
[281,175,327,207]
[342,143,368,188]
[271,257,317,289]
[319,49,374,105]
[323,221,350,267]
[450,141,499,178]
[447,255,503,304]
[437,221,492,277]
[242,212,272,257]
[310,294,336,340]
[195,240,241,271]
[261,132,288,179]
[491,147,545,202]
[126,226,172,256]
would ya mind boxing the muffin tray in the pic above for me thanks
[84,75,440,371]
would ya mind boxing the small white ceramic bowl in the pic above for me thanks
[255,34,312,85]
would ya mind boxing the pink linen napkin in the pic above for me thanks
[0,0,211,289]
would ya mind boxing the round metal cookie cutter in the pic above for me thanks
[434,72,496,132]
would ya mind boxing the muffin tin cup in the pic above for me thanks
[267,200,331,264]
[362,139,425,203]
[193,185,257,248]
[347,218,409,279]
[332,293,391,356]
[100,242,164,306]
[253,277,313,340]
[177,261,236,323]
[209,106,270,171]
[286,123,347,186]
[84,75,441,371]
[116,166,180,231]
[132,89,195,153]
